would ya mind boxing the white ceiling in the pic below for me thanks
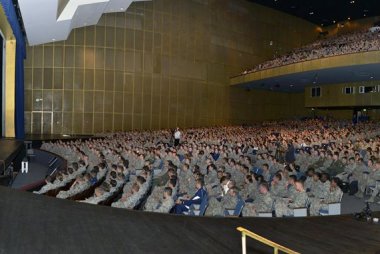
[18,0,150,46]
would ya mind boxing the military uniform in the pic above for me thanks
[274,190,308,217]
[310,186,343,216]
[242,192,273,217]
[205,192,238,216]
[154,196,175,213]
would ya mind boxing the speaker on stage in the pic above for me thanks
[21,158,28,173]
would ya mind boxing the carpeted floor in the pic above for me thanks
[0,186,379,254]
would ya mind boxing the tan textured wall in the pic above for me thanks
[305,82,380,108]
[24,0,317,134]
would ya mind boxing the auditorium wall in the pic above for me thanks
[305,82,380,108]
[24,0,317,135]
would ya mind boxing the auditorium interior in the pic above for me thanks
[1,0,380,253]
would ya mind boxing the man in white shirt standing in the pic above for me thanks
[174,127,181,147]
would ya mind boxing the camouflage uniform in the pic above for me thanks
[310,186,343,216]
[242,192,273,217]
[274,190,308,217]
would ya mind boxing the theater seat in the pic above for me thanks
[224,197,245,217]
[319,192,344,216]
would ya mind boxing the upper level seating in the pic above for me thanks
[241,27,380,75]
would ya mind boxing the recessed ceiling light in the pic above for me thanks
[333,20,336,24]
[309,11,314,15]
[120,7,124,10]
[348,17,351,20]
[350,0,355,4]
[52,38,56,41]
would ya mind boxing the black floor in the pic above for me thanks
[0,186,379,254]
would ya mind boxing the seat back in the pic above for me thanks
[293,208,307,217]
[233,197,245,217]
[327,203,341,215]
[258,212,273,217]
[293,198,309,217]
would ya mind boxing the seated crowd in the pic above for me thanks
[241,27,380,75]
[34,119,380,217]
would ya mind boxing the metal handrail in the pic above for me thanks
[236,227,300,254]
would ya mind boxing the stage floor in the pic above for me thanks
[0,139,24,171]
[10,161,49,190]
[0,186,379,254]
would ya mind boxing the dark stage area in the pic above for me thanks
[0,186,379,254]
[0,139,24,173]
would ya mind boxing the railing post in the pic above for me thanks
[274,247,278,254]
[242,233,246,254]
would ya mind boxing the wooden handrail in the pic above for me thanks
[237,227,300,254]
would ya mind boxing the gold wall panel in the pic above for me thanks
[305,82,380,108]
[24,0,317,134]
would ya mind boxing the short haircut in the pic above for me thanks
[288,175,297,182]
[136,176,146,185]
[72,162,79,170]
[259,182,269,191]
[92,166,99,173]
[196,179,204,186]
[164,187,173,196]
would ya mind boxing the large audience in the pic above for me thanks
[34,119,380,217]
[241,27,380,75]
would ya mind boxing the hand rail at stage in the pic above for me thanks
[236,227,300,254]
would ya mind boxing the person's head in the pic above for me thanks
[168,168,176,177]
[227,180,236,189]
[307,167,315,177]
[90,171,97,179]
[168,178,177,189]
[131,183,140,194]
[245,174,253,184]
[313,172,321,181]
[195,179,204,189]
[72,162,79,170]
[92,166,99,174]
[163,187,172,199]
[294,180,304,192]
[228,186,238,197]
[321,173,330,183]
[136,176,146,186]
[109,179,117,188]
[262,163,269,171]
[94,187,104,197]
[110,170,117,179]
[258,182,269,194]
[273,173,282,183]
[331,177,341,188]
[288,175,297,185]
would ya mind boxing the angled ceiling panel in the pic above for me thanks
[18,0,151,45]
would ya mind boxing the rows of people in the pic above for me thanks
[34,119,380,216]
[241,27,380,75]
